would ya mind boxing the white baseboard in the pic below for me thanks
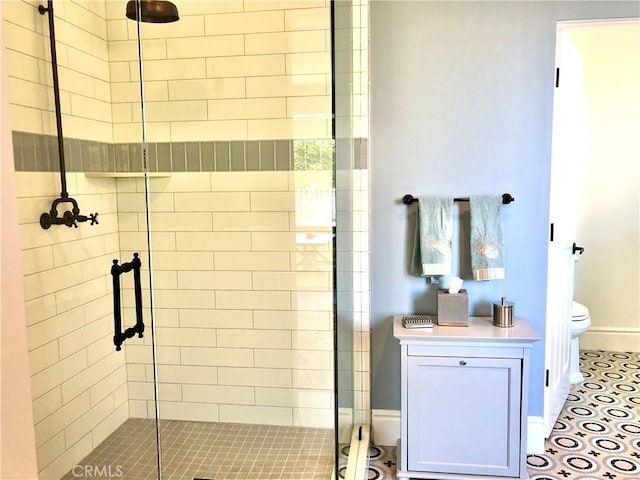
[339,408,354,444]
[526,416,545,454]
[370,409,400,447]
[581,328,640,353]
[372,409,545,454]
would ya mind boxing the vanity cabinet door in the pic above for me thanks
[406,355,522,477]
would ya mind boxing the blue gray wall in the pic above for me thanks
[369,1,640,416]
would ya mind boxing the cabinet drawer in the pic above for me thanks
[407,344,524,359]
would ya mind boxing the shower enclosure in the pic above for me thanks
[4,0,369,478]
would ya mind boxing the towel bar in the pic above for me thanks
[402,193,515,205]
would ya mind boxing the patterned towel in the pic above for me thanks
[470,195,505,280]
[411,196,453,276]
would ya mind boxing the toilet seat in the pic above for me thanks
[570,301,591,385]
[572,301,589,321]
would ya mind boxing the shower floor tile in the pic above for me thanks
[62,419,335,480]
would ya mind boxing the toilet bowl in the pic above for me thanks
[570,301,591,384]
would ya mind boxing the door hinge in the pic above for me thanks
[555,67,560,88]
[545,369,550,387]
[550,223,554,242]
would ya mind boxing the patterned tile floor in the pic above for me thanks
[368,350,640,480]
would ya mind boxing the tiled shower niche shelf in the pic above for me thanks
[85,172,172,178]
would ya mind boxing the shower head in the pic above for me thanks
[126,0,179,23]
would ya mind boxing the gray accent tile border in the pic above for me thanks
[12,132,368,173]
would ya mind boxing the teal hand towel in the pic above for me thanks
[470,195,505,280]
[411,196,453,276]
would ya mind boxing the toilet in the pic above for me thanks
[570,301,591,384]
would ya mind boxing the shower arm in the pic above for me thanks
[38,1,98,229]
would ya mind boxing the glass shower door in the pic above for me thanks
[7,0,363,478]
[132,1,341,479]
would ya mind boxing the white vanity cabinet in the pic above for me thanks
[393,316,538,480]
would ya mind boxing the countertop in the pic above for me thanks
[393,315,539,345]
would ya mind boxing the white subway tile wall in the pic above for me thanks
[16,173,126,480]
[2,0,113,142]
[3,0,332,141]
[5,1,370,479]
[117,171,335,428]
[105,0,332,143]
[15,169,343,477]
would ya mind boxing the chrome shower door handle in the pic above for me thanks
[111,253,145,351]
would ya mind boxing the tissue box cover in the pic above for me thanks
[437,289,469,326]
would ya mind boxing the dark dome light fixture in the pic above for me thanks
[126,0,179,23]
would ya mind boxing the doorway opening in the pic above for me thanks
[544,17,640,442]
